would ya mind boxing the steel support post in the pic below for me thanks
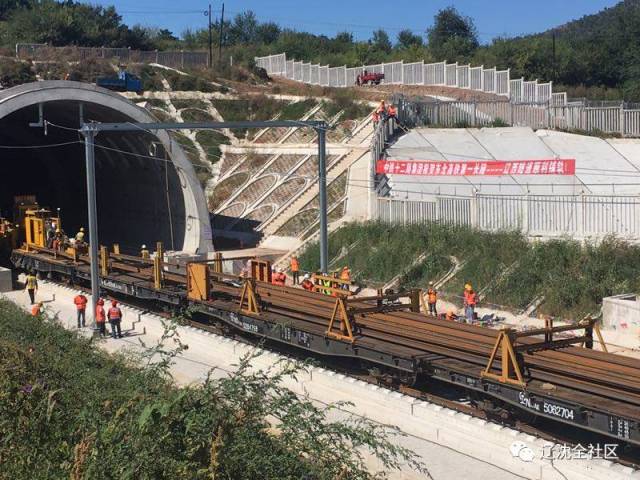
[82,129,100,329]
[317,123,328,273]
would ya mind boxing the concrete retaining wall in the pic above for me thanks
[603,294,640,337]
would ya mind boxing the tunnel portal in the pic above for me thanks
[0,82,212,256]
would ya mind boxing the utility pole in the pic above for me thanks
[79,119,328,304]
[81,128,100,329]
[207,4,213,68]
[317,124,328,274]
[218,3,225,67]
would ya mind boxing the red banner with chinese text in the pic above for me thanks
[376,159,576,176]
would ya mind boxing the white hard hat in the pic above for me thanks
[278,268,284,273]
[141,244,147,249]
[271,266,276,272]
[303,273,310,280]
[429,281,434,285]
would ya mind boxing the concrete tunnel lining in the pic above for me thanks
[0,81,212,254]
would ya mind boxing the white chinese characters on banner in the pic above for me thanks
[376,159,576,176]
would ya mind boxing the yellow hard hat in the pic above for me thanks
[80,227,84,232]
[464,283,472,290]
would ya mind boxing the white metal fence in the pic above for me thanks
[255,52,565,105]
[16,43,209,69]
[394,96,640,137]
[375,194,640,241]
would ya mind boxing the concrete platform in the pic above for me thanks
[2,280,638,480]
[0,266,11,292]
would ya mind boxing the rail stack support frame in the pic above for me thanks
[79,120,329,329]
[481,317,608,388]
[326,289,422,342]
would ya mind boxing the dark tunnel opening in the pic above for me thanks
[0,100,186,256]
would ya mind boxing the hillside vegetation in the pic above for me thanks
[299,222,640,319]
[0,299,424,479]
[2,1,639,99]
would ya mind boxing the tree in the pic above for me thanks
[0,0,32,20]
[256,22,280,45]
[427,6,479,61]
[0,301,429,479]
[397,29,423,49]
[229,10,258,44]
[372,28,392,53]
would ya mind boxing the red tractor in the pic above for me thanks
[356,71,384,86]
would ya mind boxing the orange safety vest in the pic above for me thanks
[74,295,87,311]
[96,306,106,323]
[387,106,397,117]
[427,288,437,304]
[340,268,351,282]
[464,290,477,306]
[108,307,122,320]
[31,304,41,316]
[290,258,299,272]
[301,280,314,291]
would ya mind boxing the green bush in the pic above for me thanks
[180,108,213,122]
[0,58,35,87]
[144,98,169,110]
[280,99,317,120]
[212,95,286,138]
[321,90,370,121]
[171,98,208,110]
[163,70,217,92]
[133,65,165,91]
[299,222,640,318]
[0,299,425,479]
[195,130,230,163]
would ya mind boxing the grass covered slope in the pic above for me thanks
[0,299,423,480]
[298,222,640,318]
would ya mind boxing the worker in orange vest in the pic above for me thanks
[386,104,397,120]
[372,110,380,125]
[73,293,88,328]
[339,266,351,291]
[31,302,43,317]
[290,256,300,285]
[140,244,150,259]
[95,298,106,337]
[463,283,477,323]
[272,268,286,286]
[376,99,386,118]
[426,281,438,316]
[108,300,123,339]
[301,274,314,292]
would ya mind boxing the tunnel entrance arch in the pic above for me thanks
[0,81,212,254]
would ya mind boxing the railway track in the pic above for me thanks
[10,245,640,459]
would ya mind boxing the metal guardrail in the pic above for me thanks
[16,43,209,69]
[255,52,559,104]
[375,194,640,242]
[393,95,640,137]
